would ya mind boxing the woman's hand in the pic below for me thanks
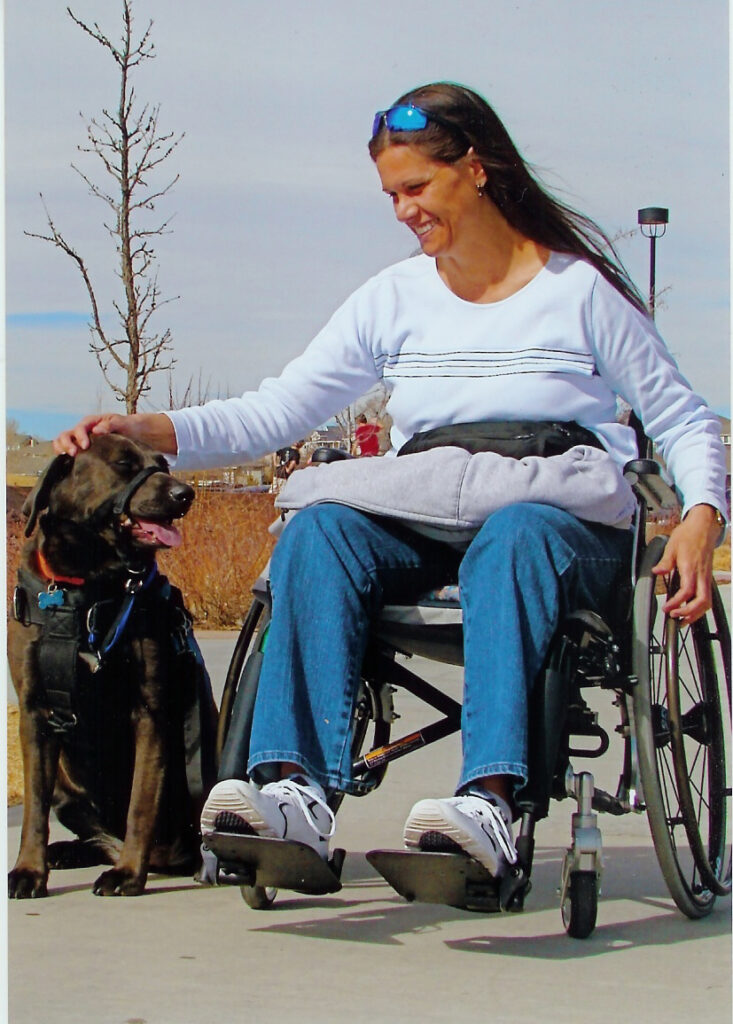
[53,412,178,457]
[652,503,724,623]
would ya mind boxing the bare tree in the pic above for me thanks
[334,404,357,451]
[166,368,233,410]
[26,1,182,413]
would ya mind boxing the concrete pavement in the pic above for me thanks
[7,632,732,1024]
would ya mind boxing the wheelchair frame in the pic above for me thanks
[213,454,731,939]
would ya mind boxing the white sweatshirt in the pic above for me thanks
[167,252,727,517]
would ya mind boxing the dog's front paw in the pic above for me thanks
[8,867,49,899]
[93,867,146,897]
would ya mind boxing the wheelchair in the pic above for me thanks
[208,442,731,939]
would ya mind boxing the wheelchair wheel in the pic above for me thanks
[665,580,731,895]
[240,884,277,910]
[632,535,731,918]
[561,871,598,939]
[216,597,268,763]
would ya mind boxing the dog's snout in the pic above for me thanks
[170,481,195,510]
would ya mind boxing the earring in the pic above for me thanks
[477,183,487,197]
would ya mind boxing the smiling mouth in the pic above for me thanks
[413,221,441,246]
[120,515,183,549]
[414,221,436,238]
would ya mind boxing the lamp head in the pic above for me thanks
[638,207,669,238]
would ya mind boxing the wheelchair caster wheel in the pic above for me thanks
[561,870,598,939]
[241,884,278,909]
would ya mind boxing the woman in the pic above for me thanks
[55,83,727,879]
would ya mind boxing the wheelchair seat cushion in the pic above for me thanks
[276,445,636,546]
[381,585,462,626]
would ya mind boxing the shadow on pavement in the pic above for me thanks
[239,848,730,952]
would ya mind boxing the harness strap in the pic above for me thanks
[13,567,89,734]
[112,466,162,516]
[37,604,84,733]
[86,465,163,530]
[88,563,158,661]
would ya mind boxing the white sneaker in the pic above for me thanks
[403,792,517,877]
[201,777,336,859]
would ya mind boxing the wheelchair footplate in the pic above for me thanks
[205,832,344,895]
[366,849,505,912]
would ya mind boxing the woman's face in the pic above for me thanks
[375,143,486,260]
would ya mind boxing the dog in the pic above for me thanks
[8,433,218,898]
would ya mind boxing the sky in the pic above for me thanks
[4,0,731,439]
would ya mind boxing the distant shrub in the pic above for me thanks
[158,490,277,627]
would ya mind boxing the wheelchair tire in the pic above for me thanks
[665,579,731,896]
[632,535,731,918]
[216,597,267,764]
[561,871,598,939]
[240,884,277,910]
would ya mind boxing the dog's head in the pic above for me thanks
[24,435,195,572]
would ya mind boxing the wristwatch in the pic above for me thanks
[712,507,726,532]
[688,504,727,535]
[705,504,727,535]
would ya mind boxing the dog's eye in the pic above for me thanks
[114,459,136,473]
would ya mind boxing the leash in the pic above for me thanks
[86,563,158,663]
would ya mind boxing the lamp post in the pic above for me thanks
[637,207,669,318]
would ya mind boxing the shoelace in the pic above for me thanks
[469,799,518,865]
[271,779,336,839]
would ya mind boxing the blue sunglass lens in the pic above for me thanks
[386,106,430,131]
[372,105,430,137]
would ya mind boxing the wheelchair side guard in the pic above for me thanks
[366,849,531,913]
[204,833,344,895]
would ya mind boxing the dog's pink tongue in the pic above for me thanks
[136,519,183,548]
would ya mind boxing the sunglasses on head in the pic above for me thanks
[371,103,460,139]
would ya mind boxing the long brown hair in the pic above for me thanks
[369,82,647,313]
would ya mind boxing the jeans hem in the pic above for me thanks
[248,751,361,797]
[458,764,528,793]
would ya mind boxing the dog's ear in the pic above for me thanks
[22,454,74,537]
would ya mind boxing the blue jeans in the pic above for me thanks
[247,502,632,796]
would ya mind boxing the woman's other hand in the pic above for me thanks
[652,503,724,623]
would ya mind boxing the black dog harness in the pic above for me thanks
[15,559,173,731]
[13,559,216,801]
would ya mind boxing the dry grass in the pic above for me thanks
[157,489,277,627]
[714,540,731,575]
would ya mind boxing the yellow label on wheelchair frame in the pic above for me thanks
[363,731,426,768]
